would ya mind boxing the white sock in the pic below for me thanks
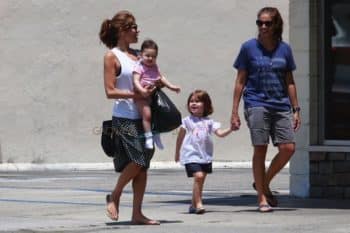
[144,131,153,138]
[144,132,153,149]
[153,134,164,150]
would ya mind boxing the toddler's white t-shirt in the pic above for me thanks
[179,115,221,165]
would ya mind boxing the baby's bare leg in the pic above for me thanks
[135,98,152,132]
[135,98,153,149]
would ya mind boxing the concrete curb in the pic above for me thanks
[0,161,288,172]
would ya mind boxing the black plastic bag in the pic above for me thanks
[101,120,116,157]
[151,89,181,133]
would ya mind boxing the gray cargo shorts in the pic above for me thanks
[244,106,295,146]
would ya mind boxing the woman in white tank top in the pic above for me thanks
[99,10,159,225]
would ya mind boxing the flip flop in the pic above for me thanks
[195,208,206,214]
[131,219,160,225]
[258,204,273,213]
[189,206,206,214]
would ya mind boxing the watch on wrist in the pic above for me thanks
[292,106,301,113]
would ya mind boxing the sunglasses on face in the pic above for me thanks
[129,24,138,30]
[256,20,273,27]
[123,23,138,31]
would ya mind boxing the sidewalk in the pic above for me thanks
[1,168,349,233]
[0,161,287,172]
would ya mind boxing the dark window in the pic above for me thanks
[324,0,350,140]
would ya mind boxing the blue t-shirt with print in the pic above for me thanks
[233,38,296,111]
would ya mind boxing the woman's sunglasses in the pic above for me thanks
[256,20,273,27]
[124,23,138,31]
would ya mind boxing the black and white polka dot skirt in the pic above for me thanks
[112,117,154,172]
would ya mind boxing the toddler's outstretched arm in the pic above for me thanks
[214,127,233,138]
[160,75,181,93]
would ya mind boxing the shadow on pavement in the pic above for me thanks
[156,194,350,210]
[106,220,183,226]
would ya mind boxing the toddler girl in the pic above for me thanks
[175,90,232,214]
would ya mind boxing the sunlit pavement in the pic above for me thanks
[1,168,350,233]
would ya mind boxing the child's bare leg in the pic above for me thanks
[192,171,207,209]
[135,98,153,149]
[135,99,152,132]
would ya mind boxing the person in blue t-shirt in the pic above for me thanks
[230,7,301,213]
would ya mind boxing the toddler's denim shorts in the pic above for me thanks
[185,163,212,177]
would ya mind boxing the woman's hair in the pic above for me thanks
[99,10,136,49]
[187,90,213,117]
[257,7,283,41]
[141,39,158,55]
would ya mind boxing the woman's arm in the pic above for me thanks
[286,71,301,131]
[230,69,247,130]
[104,51,136,99]
[174,127,186,162]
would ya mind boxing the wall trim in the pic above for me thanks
[309,145,350,152]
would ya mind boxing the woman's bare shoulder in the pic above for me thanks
[104,50,116,60]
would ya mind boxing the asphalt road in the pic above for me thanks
[1,168,350,233]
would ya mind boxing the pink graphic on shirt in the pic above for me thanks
[191,122,209,144]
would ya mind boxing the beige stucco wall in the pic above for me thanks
[0,0,290,163]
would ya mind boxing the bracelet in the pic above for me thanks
[292,106,301,113]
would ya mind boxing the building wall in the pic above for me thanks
[289,0,311,197]
[291,0,350,199]
[310,151,350,198]
[0,0,290,163]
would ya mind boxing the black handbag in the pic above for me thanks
[101,120,115,157]
[151,89,182,133]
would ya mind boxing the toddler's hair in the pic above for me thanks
[141,39,158,55]
[187,90,213,117]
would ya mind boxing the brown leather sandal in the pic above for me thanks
[266,193,278,207]
[252,182,278,207]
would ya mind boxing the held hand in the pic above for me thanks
[293,112,301,132]
[231,113,241,131]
